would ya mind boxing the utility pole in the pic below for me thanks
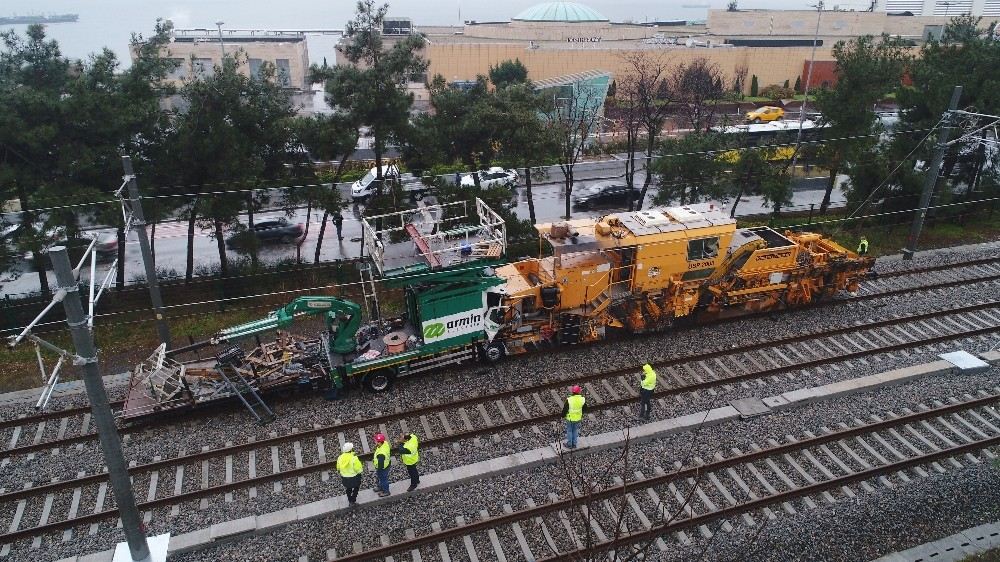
[903,85,962,260]
[122,156,172,348]
[49,246,152,562]
[215,21,226,58]
[789,1,823,174]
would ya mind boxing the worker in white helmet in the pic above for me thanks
[337,442,364,506]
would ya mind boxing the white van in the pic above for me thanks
[351,164,424,200]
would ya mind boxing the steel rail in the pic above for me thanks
[1,299,997,505]
[1,260,994,455]
[874,256,1000,279]
[0,317,997,544]
[541,436,1000,560]
[7,291,1000,471]
[331,392,1000,562]
[1,256,995,435]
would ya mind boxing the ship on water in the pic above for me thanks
[0,14,79,25]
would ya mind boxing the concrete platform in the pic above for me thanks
[0,372,130,407]
[56,349,1000,561]
[872,520,1000,562]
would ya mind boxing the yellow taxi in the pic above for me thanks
[745,106,785,123]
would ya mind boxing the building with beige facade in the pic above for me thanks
[356,1,980,95]
[141,28,311,91]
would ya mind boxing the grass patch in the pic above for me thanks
[0,307,268,393]
[961,550,1000,562]
[743,209,999,258]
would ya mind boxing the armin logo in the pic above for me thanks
[756,250,792,261]
[447,313,482,330]
[423,323,445,338]
[423,312,483,339]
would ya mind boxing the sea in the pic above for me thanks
[0,0,812,67]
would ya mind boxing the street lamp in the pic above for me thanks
[790,1,823,174]
[215,21,226,58]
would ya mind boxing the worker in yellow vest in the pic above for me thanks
[857,236,869,256]
[395,433,421,491]
[639,364,657,420]
[562,385,585,449]
[373,433,392,497]
[337,442,364,506]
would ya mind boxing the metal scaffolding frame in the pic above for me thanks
[6,180,136,409]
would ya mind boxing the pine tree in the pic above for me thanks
[749,74,759,97]
[783,78,790,88]
[794,75,802,93]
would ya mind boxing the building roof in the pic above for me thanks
[512,2,610,22]
[532,69,612,89]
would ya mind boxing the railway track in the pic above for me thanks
[2,254,999,461]
[0,296,997,551]
[328,390,1000,561]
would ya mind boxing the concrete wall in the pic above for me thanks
[877,0,998,17]
[426,43,834,93]
[145,39,310,90]
[707,9,956,38]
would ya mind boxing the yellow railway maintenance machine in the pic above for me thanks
[492,203,874,353]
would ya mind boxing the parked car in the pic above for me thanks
[745,105,784,124]
[572,182,640,209]
[226,218,305,248]
[23,228,118,267]
[460,167,519,190]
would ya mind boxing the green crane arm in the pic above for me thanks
[214,296,362,355]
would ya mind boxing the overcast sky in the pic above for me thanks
[2,0,861,62]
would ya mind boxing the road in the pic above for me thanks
[0,158,845,298]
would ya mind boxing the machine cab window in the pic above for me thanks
[687,237,720,261]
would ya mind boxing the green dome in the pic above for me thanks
[512,2,609,22]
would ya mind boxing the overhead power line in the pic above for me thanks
[3,194,996,337]
[0,125,938,217]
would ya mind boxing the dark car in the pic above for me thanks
[572,182,639,209]
[226,218,305,248]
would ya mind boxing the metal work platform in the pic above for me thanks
[361,197,507,276]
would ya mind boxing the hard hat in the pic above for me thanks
[342,442,354,453]
[643,364,655,375]
[374,433,385,443]
[570,385,582,394]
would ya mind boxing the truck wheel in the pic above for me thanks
[362,369,395,393]
[481,342,505,363]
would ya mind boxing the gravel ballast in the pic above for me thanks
[2,243,999,561]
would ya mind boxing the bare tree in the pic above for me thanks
[730,63,749,98]
[673,58,726,134]
[610,71,643,210]
[543,83,604,220]
[617,52,675,211]
[542,432,665,561]
[538,429,735,560]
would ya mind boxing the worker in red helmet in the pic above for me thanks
[561,385,586,449]
[373,433,392,497]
